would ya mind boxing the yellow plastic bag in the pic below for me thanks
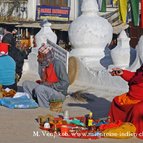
[102,122,136,139]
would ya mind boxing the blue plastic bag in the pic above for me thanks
[0,96,39,109]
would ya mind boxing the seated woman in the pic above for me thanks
[0,43,17,91]
[109,66,143,139]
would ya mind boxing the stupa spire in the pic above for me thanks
[81,0,99,15]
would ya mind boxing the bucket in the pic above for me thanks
[49,100,63,112]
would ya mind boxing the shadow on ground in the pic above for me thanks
[18,85,111,119]
[68,93,111,119]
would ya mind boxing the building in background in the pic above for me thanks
[0,0,141,48]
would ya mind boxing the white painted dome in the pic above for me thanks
[68,0,113,52]
[118,30,128,39]
[111,30,130,68]
[81,0,98,13]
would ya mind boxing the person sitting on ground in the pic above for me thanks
[2,24,25,81]
[109,66,143,139]
[22,44,69,108]
[0,43,17,91]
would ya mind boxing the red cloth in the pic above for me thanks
[109,97,143,139]
[141,0,143,28]
[0,43,9,55]
[99,120,123,131]
[121,69,143,100]
[109,68,143,139]
[44,63,59,84]
[118,93,140,105]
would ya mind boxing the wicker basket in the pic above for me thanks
[49,101,63,112]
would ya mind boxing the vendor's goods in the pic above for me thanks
[0,87,16,98]
[38,113,136,140]
[2,89,16,97]
[38,114,54,126]
[49,100,63,112]
[63,110,69,120]
[61,125,69,134]
[44,119,50,129]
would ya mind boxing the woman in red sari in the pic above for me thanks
[109,66,143,139]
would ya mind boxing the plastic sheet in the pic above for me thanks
[0,96,38,109]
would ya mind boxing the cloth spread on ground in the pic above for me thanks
[0,96,38,109]
[109,69,143,139]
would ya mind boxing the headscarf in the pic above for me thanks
[0,43,9,56]
[37,44,54,67]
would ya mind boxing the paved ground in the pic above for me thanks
[0,72,143,143]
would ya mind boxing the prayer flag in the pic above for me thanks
[113,0,118,4]
[97,0,106,12]
[130,0,139,26]
[101,0,106,12]
[119,0,128,23]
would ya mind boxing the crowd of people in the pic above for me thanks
[1,23,143,139]
[0,24,27,91]
[0,24,69,109]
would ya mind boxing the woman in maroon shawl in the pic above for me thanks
[109,65,143,139]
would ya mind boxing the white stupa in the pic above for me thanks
[35,20,57,47]
[21,20,57,82]
[68,0,113,70]
[129,35,143,71]
[68,0,129,94]
[111,30,130,69]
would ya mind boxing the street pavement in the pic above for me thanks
[0,71,142,143]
